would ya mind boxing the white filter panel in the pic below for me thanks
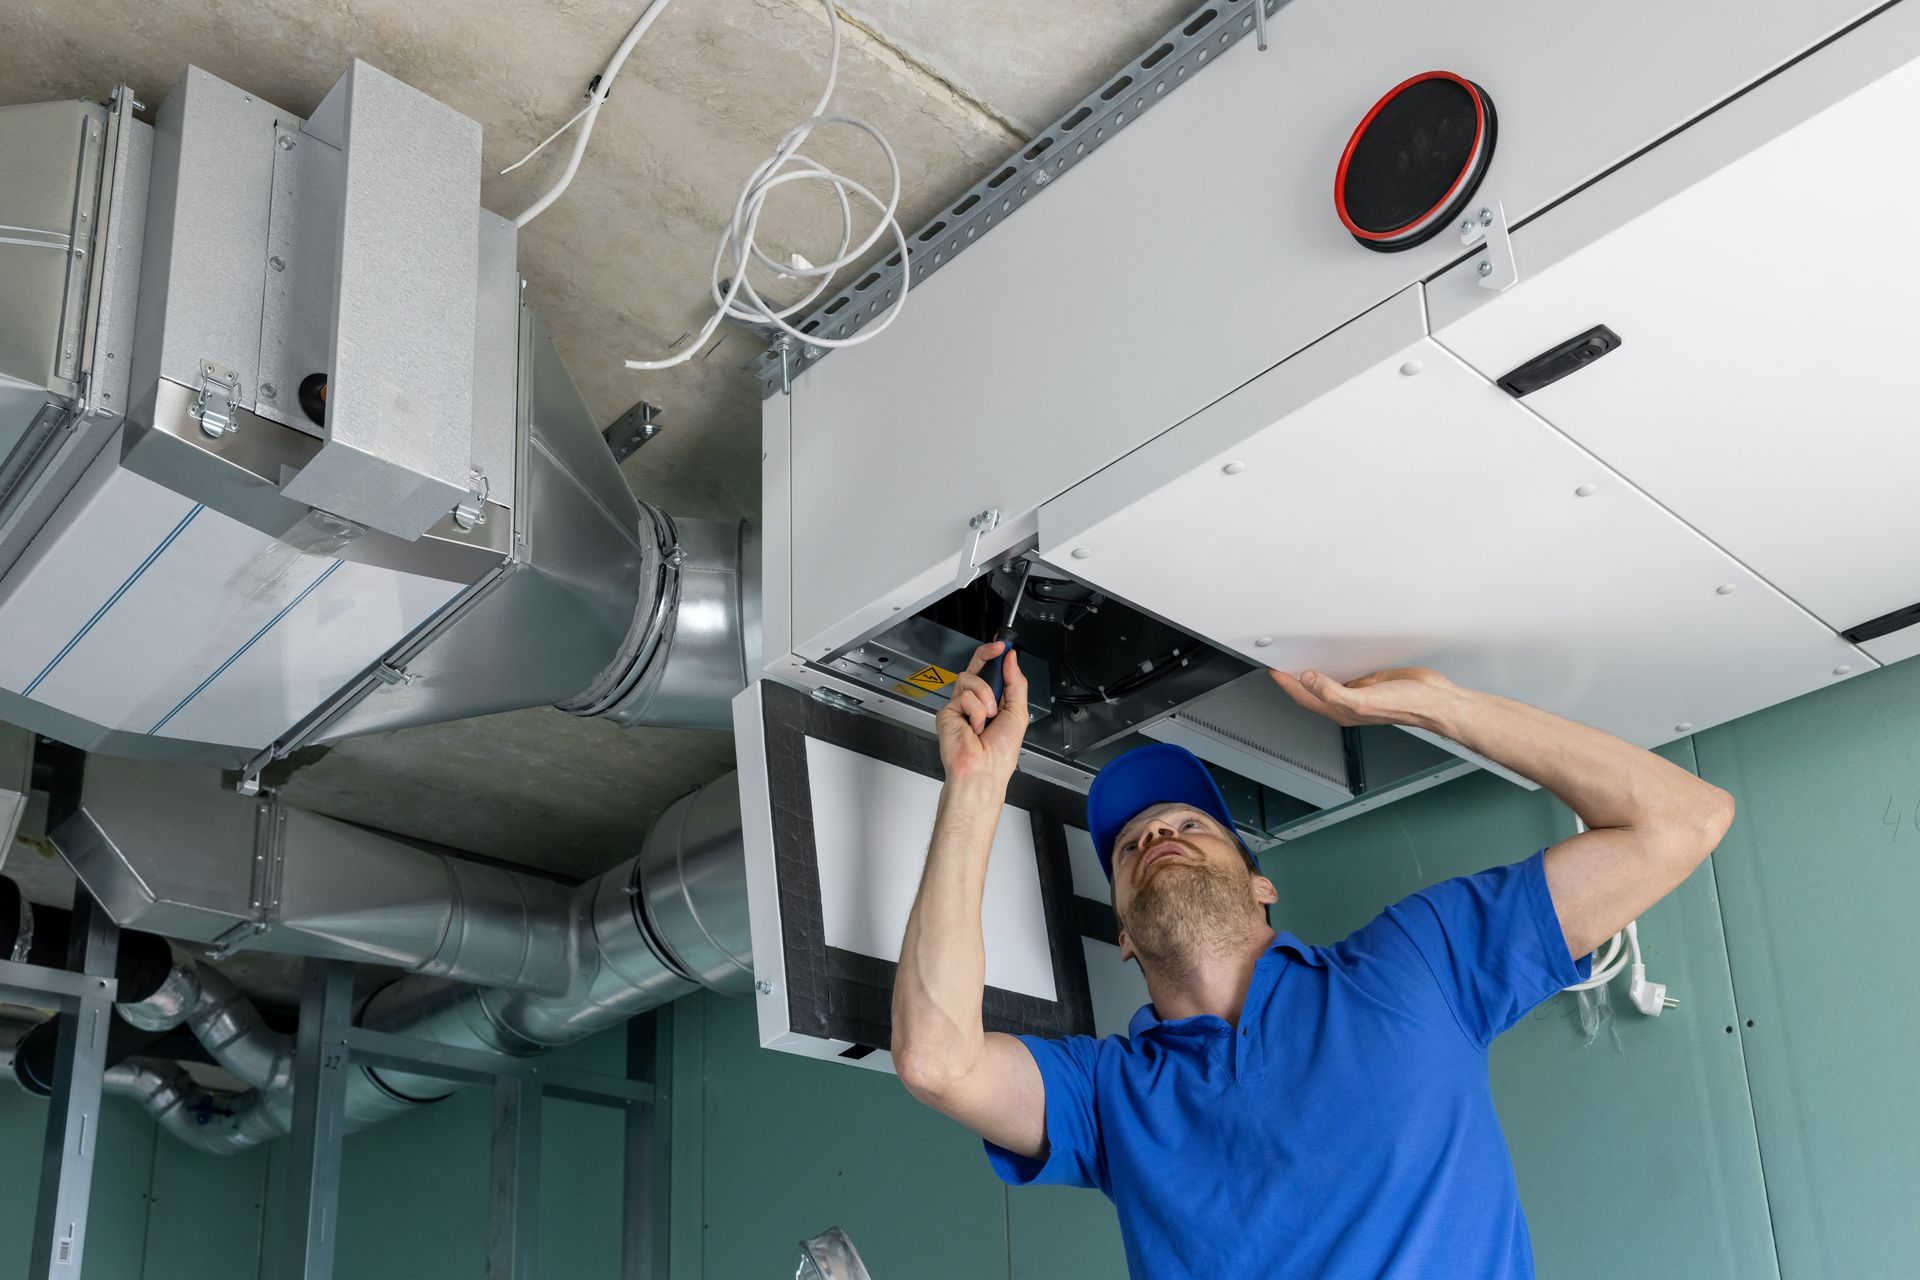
[805,735,1057,1002]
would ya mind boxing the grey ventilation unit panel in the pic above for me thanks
[1140,670,1353,810]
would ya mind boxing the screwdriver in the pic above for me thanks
[982,560,1033,719]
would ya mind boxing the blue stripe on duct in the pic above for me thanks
[147,559,346,736]
[22,504,206,698]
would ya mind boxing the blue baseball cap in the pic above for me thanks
[1088,742,1256,881]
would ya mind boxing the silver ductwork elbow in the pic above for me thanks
[355,771,750,1102]
[187,965,294,1094]
[103,1061,286,1157]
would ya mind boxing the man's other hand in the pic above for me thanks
[1269,666,1460,732]
[938,641,1030,786]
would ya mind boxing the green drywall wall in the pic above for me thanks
[0,1025,636,1280]
[689,990,1011,1280]
[257,1029,631,1280]
[1695,656,1920,1279]
[0,1091,161,1280]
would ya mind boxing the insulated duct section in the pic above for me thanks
[0,68,756,780]
[23,771,749,1154]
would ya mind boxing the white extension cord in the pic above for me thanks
[504,0,912,371]
[1560,815,1678,1017]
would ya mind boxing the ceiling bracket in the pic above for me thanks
[955,508,1000,589]
[1458,200,1518,292]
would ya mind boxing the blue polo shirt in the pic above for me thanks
[987,849,1588,1279]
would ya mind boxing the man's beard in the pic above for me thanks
[1118,849,1263,980]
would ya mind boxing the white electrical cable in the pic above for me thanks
[622,0,911,370]
[511,0,678,229]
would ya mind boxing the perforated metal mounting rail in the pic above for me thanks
[747,0,1289,397]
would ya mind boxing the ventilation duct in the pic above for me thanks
[18,770,748,1153]
[0,68,756,783]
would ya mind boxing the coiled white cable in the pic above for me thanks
[623,0,911,370]
[503,0,910,369]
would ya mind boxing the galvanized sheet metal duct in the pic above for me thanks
[54,756,574,994]
[54,770,748,1154]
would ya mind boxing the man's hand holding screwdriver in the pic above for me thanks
[937,640,1031,789]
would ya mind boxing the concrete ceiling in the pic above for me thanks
[2,0,1193,879]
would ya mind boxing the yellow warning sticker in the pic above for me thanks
[903,664,958,693]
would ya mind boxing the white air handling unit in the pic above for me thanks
[731,0,1920,1067]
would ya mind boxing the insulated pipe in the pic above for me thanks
[117,955,201,1032]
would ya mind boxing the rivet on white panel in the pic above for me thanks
[1399,361,1424,377]
[1222,461,1246,475]
[1574,483,1599,497]
[1071,547,1092,560]
[1833,665,1852,675]
[1715,584,1737,595]
[1675,722,1693,732]
[1254,637,1273,648]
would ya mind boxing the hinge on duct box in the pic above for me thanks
[204,799,288,958]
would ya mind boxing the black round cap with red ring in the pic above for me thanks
[1335,71,1498,253]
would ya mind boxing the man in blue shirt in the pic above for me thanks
[892,644,1734,1279]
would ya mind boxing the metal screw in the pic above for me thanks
[277,135,295,151]
[1459,219,1475,236]
[269,255,285,272]
[1479,207,1494,226]
[755,980,772,995]
[1033,167,1052,186]
[1477,260,1494,278]
[804,346,823,361]
[260,383,277,400]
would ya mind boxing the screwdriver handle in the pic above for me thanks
[983,627,1018,714]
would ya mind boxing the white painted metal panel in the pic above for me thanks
[784,0,1882,657]
[806,736,1057,1002]
[1037,287,1869,752]
[1429,6,1920,667]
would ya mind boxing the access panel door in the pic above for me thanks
[1430,2,1920,665]
[1037,286,1867,758]
[732,679,1147,1073]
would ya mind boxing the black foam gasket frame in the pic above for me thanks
[760,680,1097,1053]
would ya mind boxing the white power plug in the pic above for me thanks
[1627,963,1680,1017]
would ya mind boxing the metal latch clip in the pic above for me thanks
[189,361,241,438]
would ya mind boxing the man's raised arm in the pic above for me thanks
[890,641,1049,1159]
[1273,667,1734,960]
